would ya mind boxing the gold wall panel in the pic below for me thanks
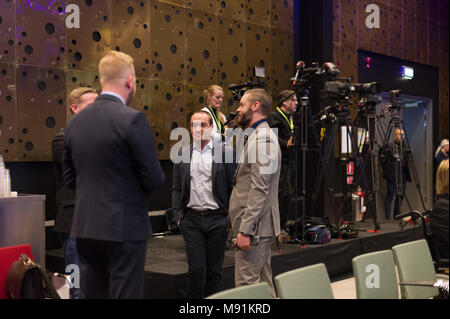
[65,70,101,122]
[185,8,218,84]
[217,17,246,87]
[429,22,440,67]
[216,0,245,21]
[0,0,15,64]
[0,63,17,161]
[340,11,357,49]
[245,0,271,27]
[148,80,186,159]
[185,0,216,15]
[1,0,296,161]
[270,28,293,94]
[150,1,186,82]
[160,0,185,7]
[130,77,153,115]
[416,17,428,65]
[67,0,111,73]
[16,66,66,161]
[111,0,150,78]
[403,9,416,62]
[185,82,206,114]
[388,6,402,59]
[271,0,294,32]
[245,23,271,83]
[15,0,66,68]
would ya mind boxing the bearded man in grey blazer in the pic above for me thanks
[229,88,281,298]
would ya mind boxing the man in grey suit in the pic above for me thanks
[229,88,281,298]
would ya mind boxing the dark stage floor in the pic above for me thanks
[46,219,426,299]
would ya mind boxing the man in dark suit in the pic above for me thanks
[63,51,164,299]
[172,111,236,298]
[267,90,298,229]
[52,87,97,299]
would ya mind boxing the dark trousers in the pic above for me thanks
[385,176,407,220]
[279,161,295,229]
[58,233,80,299]
[180,210,228,299]
[76,238,147,299]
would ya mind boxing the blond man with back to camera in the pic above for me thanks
[63,51,165,298]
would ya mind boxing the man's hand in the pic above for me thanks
[226,120,236,129]
[236,232,251,251]
[287,136,295,148]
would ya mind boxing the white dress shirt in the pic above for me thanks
[187,139,219,210]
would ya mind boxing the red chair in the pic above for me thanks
[0,244,33,299]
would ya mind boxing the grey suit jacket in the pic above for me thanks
[229,121,282,239]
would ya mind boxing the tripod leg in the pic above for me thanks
[403,192,413,211]
[400,120,427,211]
[310,121,338,216]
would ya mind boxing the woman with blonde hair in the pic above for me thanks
[201,85,234,136]
[431,159,449,262]
[435,138,449,167]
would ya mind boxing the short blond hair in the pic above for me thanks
[244,88,272,116]
[436,159,449,195]
[98,50,135,84]
[68,87,96,112]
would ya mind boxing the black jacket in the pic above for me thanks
[380,141,411,182]
[52,130,75,234]
[267,109,294,163]
[431,194,449,261]
[63,94,165,242]
[172,143,236,222]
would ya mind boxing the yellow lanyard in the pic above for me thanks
[208,107,223,133]
[277,107,293,134]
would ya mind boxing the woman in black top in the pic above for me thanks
[434,139,449,167]
[431,159,449,262]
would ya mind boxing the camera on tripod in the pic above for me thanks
[228,66,266,102]
[351,82,381,96]
[227,81,265,102]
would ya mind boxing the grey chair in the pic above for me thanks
[274,263,334,299]
[392,239,448,299]
[206,282,273,299]
[352,250,399,299]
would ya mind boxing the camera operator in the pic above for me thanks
[380,128,412,219]
[267,90,298,229]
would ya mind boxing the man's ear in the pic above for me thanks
[70,104,78,114]
[125,75,133,89]
[252,101,261,112]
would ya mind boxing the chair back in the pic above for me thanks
[206,282,273,299]
[352,250,399,299]
[0,244,33,299]
[274,263,334,299]
[392,239,438,299]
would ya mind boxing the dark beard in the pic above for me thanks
[237,108,253,128]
